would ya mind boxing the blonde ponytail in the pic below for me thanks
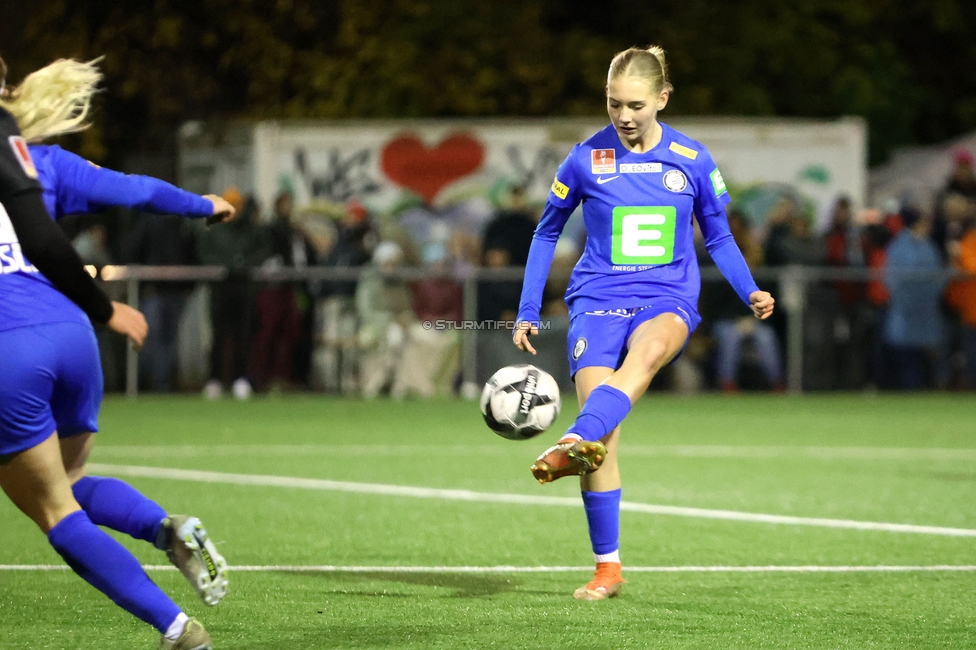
[0,59,102,143]
[608,45,673,94]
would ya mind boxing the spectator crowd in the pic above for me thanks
[69,152,976,397]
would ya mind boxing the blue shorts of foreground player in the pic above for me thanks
[567,297,701,379]
[0,321,102,458]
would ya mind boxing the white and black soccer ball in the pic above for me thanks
[480,364,561,440]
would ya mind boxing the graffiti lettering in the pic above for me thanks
[505,145,564,194]
[294,147,381,203]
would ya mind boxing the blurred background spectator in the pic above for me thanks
[763,199,833,389]
[882,208,946,389]
[932,150,976,260]
[764,200,827,266]
[701,209,784,392]
[478,184,537,322]
[73,223,113,269]
[824,196,873,389]
[250,190,315,393]
[392,242,463,398]
[197,190,269,399]
[73,223,125,392]
[355,241,414,398]
[860,204,900,388]
[947,210,976,388]
[308,200,378,394]
[125,213,197,392]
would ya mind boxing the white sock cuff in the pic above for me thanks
[164,612,189,641]
[594,550,620,564]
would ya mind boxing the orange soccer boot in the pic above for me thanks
[530,434,607,484]
[573,562,626,600]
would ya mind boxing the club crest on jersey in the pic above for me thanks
[572,337,587,361]
[663,170,687,192]
[591,149,616,174]
[8,136,37,179]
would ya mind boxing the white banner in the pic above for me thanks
[181,117,866,228]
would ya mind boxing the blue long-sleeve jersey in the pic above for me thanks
[29,144,212,219]
[0,144,214,333]
[517,123,759,325]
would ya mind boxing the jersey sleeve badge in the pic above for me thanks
[709,168,727,196]
[668,142,698,160]
[8,136,38,179]
[551,176,570,200]
[591,148,616,174]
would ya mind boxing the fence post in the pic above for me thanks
[781,266,806,394]
[461,275,479,396]
[125,275,140,399]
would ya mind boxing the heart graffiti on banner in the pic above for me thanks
[380,133,486,204]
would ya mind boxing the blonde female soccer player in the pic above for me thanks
[0,57,230,649]
[514,46,774,600]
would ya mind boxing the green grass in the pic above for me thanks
[2,394,976,648]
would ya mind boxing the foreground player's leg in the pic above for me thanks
[159,617,213,650]
[529,434,608,484]
[575,369,626,600]
[532,313,688,484]
[578,487,625,600]
[0,434,209,645]
[584,313,688,441]
[576,442,625,599]
[158,515,229,606]
[61,434,229,606]
[71,474,167,542]
[529,376,622,483]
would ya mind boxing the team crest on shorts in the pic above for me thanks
[572,337,587,360]
[663,169,687,192]
[591,149,616,174]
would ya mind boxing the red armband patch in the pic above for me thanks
[8,136,38,179]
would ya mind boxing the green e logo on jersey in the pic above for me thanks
[710,168,727,197]
[611,206,677,265]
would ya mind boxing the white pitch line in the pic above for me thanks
[87,463,976,537]
[623,445,976,462]
[92,444,976,462]
[2,564,976,574]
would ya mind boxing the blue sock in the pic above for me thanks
[569,385,631,442]
[72,476,167,547]
[582,489,621,558]
[48,510,182,632]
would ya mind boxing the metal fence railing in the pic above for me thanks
[97,264,973,397]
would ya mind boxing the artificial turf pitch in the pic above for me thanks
[1,393,975,648]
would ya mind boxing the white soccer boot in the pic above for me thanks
[159,515,229,606]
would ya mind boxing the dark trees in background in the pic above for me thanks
[2,0,975,166]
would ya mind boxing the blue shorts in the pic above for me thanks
[567,298,701,379]
[0,322,102,458]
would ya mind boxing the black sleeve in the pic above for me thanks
[3,191,115,323]
[0,110,115,324]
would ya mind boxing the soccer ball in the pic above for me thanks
[480,364,561,440]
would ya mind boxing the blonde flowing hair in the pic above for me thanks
[0,58,101,143]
